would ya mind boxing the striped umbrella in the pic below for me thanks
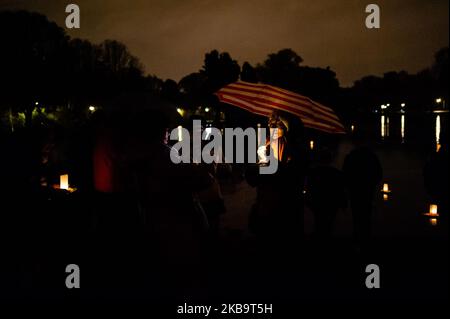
[215,81,346,134]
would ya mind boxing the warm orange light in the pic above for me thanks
[429,204,438,216]
[309,140,314,150]
[424,204,439,217]
[382,183,391,193]
[60,174,69,190]
[383,194,388,201]
[429,218,438,226]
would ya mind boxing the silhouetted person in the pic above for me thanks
[196,163,226,239]
[306,149,346,241]
[247,111,308,245]
[343,147,382,247]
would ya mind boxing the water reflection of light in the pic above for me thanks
[401,114,405,143]
[436,115,441,151]
[177,125,183,142]
[204,127,212,139]
[381,115,389,139]
[429,218,438,226]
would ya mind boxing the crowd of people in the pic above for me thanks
[1,106,447,300]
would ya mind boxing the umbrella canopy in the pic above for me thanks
[215,81,346,134]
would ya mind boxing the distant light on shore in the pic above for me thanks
[177,108,185,116]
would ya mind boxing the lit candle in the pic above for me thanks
[60,174,69,190]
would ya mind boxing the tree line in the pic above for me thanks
[0,10,448,131]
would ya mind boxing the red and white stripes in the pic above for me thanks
[216,81,346,134]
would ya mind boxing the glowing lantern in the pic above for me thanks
[381,183,391,201]
[60,174,69,190]
[428,204,439,217]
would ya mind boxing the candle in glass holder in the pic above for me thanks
[60,174,69,190]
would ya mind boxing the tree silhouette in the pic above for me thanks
[178,72,208,108]
[256,48,303,91]
[201,50,240,94]
[240,62,257,83]
[0,10,69,128]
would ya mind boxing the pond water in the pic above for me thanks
[332,111,448,238]
[222,111,449,239]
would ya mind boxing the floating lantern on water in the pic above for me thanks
[381,183,391,201]
[422,204,439,226]
[424,204,439,217]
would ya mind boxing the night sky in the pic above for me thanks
[1,0,448,86]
